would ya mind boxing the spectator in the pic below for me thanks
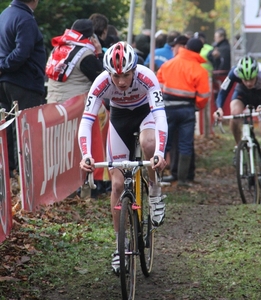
[184,30,194,39]
[157,38,210,187]
[194,32,214,75]
[162,35,196,183]
[169,35,189,56]
[155,31,167,48]
[45,19,107,198]
[207,27,231,71]
[144,31,180,72]
[88,13,111,197]
[134,33,150,61]
[0,0,46,178]
[89,13,109,49]
[131,34,145,65]
[103,24,120,50]
[46,19,104,103]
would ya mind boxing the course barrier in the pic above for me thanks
[0,94,109,242]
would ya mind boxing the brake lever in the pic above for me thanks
[214,111,226,134]
[153,155,161,184]
[85,158,96,189]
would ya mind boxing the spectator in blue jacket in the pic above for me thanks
[144,30,180,72]
[0,0,46,178]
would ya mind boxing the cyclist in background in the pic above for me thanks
[214,56,261,147]
[78,42,168,273]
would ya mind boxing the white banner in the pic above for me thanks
[244,0,261,32]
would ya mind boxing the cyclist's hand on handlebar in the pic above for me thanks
[213,108,223,121]
[80,157,95,173]
[150,155,166,172]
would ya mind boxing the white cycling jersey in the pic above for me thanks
[78,64,168,161]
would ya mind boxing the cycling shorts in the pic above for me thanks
[232,83,261,109]
[107,104,155,161]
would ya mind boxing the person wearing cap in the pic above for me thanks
[157,38,210,187]
[46,19,104,103]
[144,30,180,72]
[163,34,194,183]
[170,35,189,56]
[46,19,108,199]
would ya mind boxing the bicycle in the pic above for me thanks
[86,133,167,300]
[217,106,261,204]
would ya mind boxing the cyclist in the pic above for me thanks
[214,55,261,147]
[78,41,168,273]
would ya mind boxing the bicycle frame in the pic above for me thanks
[222,111,259,177]
[220,107,261,203]
[241,122,255,176]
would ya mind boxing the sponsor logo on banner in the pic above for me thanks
[21,114,34,211]
[17,95,109,211]
[39,104,78,198]
[17,95,86,211]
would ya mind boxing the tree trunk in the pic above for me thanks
[185,0,215,43]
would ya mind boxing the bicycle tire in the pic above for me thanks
[118,197,138,300]
[236,140,260,204]
[139,174,155,277]
[253,137,261,204]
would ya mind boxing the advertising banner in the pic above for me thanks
[17,95,86,211]
[244,0,261,32]
[17,94,110,211]
[0,120,12,242]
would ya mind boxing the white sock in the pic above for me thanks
[149,180,161,197]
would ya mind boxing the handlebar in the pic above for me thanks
[214,110,260,134]
[221,112,260,120]
[86,158,170,189]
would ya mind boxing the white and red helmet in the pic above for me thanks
[103,42,138,74]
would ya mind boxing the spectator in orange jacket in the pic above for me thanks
[157,38,210,187]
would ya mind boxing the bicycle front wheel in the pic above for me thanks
[236,140,260,204]
[118,197,138,300]
[139,175,155,277]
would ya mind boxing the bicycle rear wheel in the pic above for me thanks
[236,140,260,204]
[139,174,155,277]
[118,197,138,300]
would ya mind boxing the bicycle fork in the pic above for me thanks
[242,123,255,174]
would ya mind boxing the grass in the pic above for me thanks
[1,130,261,299]
[177,205,261,299]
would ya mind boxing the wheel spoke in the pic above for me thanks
[119,197,137,300]
[236,141,259,204]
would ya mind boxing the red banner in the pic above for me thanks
[17,95,86,211]
[17,95,110,211]
[0,120,12,242]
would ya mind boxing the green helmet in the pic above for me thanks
[237,56,259,80]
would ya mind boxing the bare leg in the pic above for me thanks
[140,128,165,226]
[109,168,124,233]
[229,99,245,145]
[140,128,158,192]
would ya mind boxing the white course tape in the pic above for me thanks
[0,117,16,131]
